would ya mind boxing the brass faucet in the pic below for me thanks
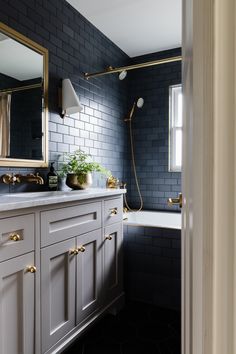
[0,173,44,185]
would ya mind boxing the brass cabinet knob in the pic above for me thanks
[70,249,79,255]
[78,246,86,253]
[110,208,118,216]
[27,266,37,273]
[9,233,21,241]
[167,193,182,208]
[105,235,113,241]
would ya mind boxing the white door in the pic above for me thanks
[182,0,236,353]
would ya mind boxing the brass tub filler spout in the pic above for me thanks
[0,173,44,185]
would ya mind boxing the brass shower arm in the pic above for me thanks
[84,56,182,80]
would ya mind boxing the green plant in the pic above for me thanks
[60,149,110,183]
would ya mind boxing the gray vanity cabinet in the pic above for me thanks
[0,191,125,354]
[41,238,76,353]
[0,252,35,354]
[41,230,103,353]
[76,229,103,324]
[103,222,123,304]
[41,202,104,353]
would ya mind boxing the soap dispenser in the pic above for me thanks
[47,162,58,191]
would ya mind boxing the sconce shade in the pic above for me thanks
[61,79,83,117]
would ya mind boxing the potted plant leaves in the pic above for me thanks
[60,149,110,190]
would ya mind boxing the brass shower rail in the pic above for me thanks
[0,82,42,94]
[84,55,182,80]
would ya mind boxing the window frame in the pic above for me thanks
[168,84,183,172]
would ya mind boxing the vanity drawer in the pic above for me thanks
[104,197,123,226]
[41,201,102,247]
[0,214,34,262]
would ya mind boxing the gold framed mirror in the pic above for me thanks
[0,22,48,167]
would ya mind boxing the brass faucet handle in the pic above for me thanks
[2,174,12,184]
[168,193,182,208]
[0,173,19,185]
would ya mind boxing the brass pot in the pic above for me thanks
[66,173,93,190]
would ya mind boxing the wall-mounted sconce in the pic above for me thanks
[60,79,83,118]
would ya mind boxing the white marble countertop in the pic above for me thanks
[0,188,126,212]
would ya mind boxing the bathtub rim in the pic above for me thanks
[123,210,181,230]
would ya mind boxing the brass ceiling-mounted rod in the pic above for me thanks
[0,82,42,94]
[84,55,182,80]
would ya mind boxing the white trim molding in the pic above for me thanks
[182,0,236,353]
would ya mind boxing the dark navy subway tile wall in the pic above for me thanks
[125,48,182,211]
[124,225,181,310]
[0,0,129,191]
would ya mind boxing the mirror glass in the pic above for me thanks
[0,23,48,167]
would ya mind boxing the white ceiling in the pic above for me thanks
[66,0,182,57]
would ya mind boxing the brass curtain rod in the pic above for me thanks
[85,55,182,80]
[0,82,42,94]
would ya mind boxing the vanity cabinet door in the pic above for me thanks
[0,252,35,354]
[103,223,123,303]
[76,229,102,325]
[41,239,76,353]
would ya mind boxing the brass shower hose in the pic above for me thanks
[124,119,143,212]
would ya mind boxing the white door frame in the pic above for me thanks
[182,0,236,353]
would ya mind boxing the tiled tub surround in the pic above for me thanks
[124,213,181,310]
[125,48,182,211]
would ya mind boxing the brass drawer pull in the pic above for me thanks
[78,246,86,253]
[70,249,79,255]
[9,233,21,242]
[27,266,37,273]
[105,235,113,241]
[109,208,118,216]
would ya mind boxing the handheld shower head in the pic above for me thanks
[124,97,144,122]
[137,97,144,108]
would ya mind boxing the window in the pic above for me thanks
[169,84,183,172]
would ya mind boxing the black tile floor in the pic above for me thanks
[62,301,181,354]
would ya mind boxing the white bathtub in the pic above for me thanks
[123,210,181,229]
